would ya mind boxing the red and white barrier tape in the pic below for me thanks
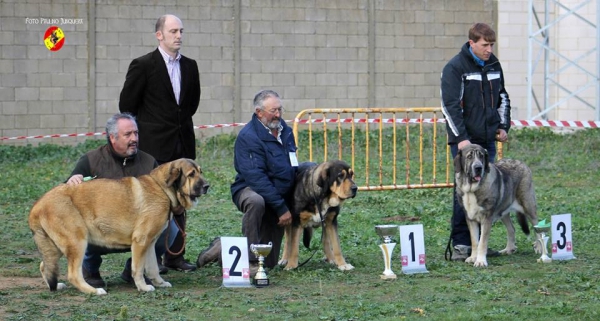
[511,120,599,128]
[1,119,598,141]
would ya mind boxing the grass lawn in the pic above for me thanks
[0,127,599,320]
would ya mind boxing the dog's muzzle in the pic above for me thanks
[189,183,210,201]
[350,185,358,198]
[471,162,483,182]
[200,183,210,195]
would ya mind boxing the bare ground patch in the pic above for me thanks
[0,276,44,291]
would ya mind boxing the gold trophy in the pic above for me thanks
[533,220,552,263]
[375,225,399,279]
[250,242,273,287]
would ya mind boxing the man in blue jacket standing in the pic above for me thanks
[441,23,511,261]
[197,89,296,271]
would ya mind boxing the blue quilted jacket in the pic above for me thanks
[230,114,297,216]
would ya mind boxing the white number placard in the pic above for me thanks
[220,237,252,287]
[398,224,428,274]
[551,214,576,260]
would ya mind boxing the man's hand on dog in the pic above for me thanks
[67,174,84,185]
[278,211,292,226]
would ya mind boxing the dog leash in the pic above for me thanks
[444,233,453,261]
[165,210,187,256]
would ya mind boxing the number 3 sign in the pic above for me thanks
[220,237,252,287]
[551,214,576,260]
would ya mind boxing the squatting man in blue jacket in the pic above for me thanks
[197,89,297,273]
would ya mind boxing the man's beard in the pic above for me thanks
[261,116,280,130]
[125,144,138,157]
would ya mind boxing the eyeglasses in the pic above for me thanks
[263,107,284,115]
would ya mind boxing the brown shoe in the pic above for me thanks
[164,258,197,272]
[196,237,222,268]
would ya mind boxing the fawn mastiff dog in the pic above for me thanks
[279,160,358,271]
[454,144,539,267]
[28,158,209,295]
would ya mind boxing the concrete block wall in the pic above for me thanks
[12,0,593,145]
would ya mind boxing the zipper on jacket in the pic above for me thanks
[489,81,494,110]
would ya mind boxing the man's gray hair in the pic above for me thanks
[253,89,280,111]
[106,113,136,138]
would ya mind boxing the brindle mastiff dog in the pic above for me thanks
[454,144,539,267]
[279,160,358,271]
[28,158,209,295]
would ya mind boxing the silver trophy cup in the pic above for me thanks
[250,242,273,287]
[375,225,399,279]
[533,220,552,263]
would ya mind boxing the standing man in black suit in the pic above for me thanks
[119,14,200,272]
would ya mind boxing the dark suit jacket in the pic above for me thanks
[119,48,200,163]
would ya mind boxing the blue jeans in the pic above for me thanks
[83,219,179,273]
[450,142,497,247]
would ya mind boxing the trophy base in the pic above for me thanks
[253,278,270,287]
[380,274,397,280]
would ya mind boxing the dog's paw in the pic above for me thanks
[155,281,172,288]
[278,259,288,266]
[323,257,336,265]
[137,284,156,292]
[57,282,67,290]
[473,260,488,267]
[337,263,354,271]
[284,263,298,271]
[499,246,517,255]
[95,288,107,295]
[465,255,477,263]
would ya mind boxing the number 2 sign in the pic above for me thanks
[551,214,576,260]
[220,237,252,287]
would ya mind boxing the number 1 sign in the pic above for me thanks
[398,224,429,274]
[551,214,576,260]
[220,237,252,287]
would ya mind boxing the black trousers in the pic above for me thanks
[158,142,188,264]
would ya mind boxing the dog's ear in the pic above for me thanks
[316,164,328,188]
[165,161,183,187]
[484,149,490,173]
[453,149,463,173]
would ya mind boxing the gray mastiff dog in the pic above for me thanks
[454,144,540,267]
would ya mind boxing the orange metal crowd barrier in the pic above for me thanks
[292,107,503,192]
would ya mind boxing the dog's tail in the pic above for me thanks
[39,261,60,291]
[30,201,64,292]
[302,227,313,249]
[517,212,531,235]
[32,229,62,291]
